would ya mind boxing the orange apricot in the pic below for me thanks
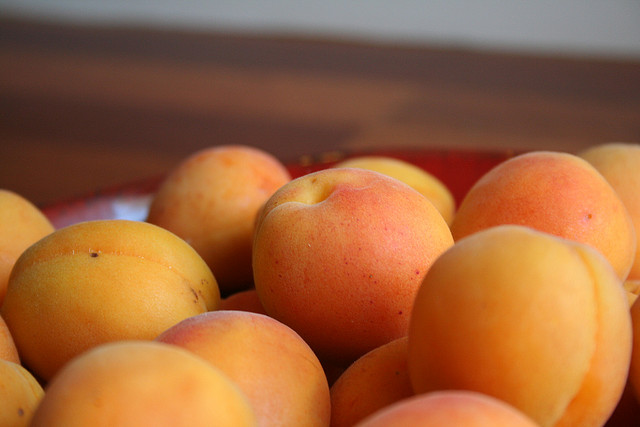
[0,313,19,363]
[30,340,257,426]
[156,310,330,426]
[450,151,636,280]
[354,390,539,427]
[147,145,291,294]
[630,296,640,403]
[408,225,632,427]
[219,288,267,314]
[330,336,414,427]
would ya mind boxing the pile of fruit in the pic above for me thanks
[1,143,639,426]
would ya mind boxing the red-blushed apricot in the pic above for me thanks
[253,168,454,365]
[333,156,455,225]
[408,225,632,427]
[0,359,44,427]
[156,310,330,427]
[353,390,539,427]
[450,151,636,280]
[0,189,54,305]
[30,340,257,427]
[579,142,640,280]
[1,219,220,381]
[147,145,291,294]
[330,336,414,427]
[219,288,267,314]
[0,313,19,363]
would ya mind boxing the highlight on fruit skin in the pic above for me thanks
[407,224,632,427]
[0,219,220,382]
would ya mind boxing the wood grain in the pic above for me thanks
[1,16,639,207]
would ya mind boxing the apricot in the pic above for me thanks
[0,313,19,363]
[624,279,640,307]
[0,359,44,427]
[450,151,636,280]
[219,288,267,314]
[30,340,257,426]
[330,336,414,427]
[579,142,640,280]
[147,145,291,294]
[630,296,640,402]
[156,310,330,427]
[1,219,219,381]
[333,156,455,224]
[0,189,54,305]
[408,225,632,427]
[354,390,539,427]
[252,167,454,364]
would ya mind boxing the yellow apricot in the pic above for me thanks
[0,359,44,427]
[333,156,455,224]
[0,189,54,305]
[579,142,640,280]
[1,219,219,381]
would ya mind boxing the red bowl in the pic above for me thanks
[41,148,517,229]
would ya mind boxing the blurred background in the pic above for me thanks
[1,1,639,206]
[2,1,640,58]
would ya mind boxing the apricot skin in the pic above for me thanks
[0,359,44,427]
[219,288,267,314]
[330,336,414,427]
[147,145,291,294]
[408,225,632,427]
[630,296,640,403]
[156,310,331,427]
[333,156,455,225]
[354,390,539,427]
[450,151,636,280]
[579,142,640,280]
[253,168,454,364]
[0,313,19,363]
[29,341,257,427]
[0,189,54,305]
[0,219,220,381]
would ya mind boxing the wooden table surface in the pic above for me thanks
[1,16,639,208]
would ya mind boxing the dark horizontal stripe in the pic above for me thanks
[2,16,639,104]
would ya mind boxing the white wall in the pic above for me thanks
[1,0,639,59]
